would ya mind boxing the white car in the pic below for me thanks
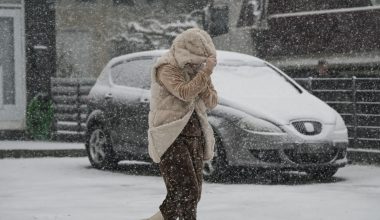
[86,50,348,181]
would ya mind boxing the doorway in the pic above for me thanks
[0,8,26,130]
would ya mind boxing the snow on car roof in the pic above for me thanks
[107,49,265,67]
[98,49,264,86]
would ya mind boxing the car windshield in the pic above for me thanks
[212,61,301,101]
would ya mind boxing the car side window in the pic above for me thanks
[111,57,154,89]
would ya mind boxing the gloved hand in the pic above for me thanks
[202,55,217,75]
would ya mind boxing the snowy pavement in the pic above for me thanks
[0,157,379,220]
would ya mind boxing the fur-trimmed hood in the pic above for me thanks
[155,28,216,69]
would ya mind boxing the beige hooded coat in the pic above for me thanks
[147,28,218,163]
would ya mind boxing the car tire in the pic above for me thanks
[306,167,339,180]
[203,134,228,182]
[86,123,118,170]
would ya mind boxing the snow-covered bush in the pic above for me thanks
[26,93,54,140]
[108,9,205,57]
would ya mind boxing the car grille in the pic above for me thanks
[250,149,282,163]
[284,148,338,164]
[292,121,322,135]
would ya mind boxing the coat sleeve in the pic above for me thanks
[157,64,211,102]
[199,78,218,109]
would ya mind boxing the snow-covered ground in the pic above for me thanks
[0,157,379,220]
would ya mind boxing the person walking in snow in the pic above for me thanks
[146,28,218,220]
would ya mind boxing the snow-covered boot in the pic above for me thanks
[146,210,164,220]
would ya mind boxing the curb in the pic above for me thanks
[0,149,86,159]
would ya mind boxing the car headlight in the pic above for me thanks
[335,114,347,131]
[238,117,284,134]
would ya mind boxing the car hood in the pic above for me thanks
[218,92,337,126]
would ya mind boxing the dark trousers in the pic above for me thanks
[159,135,205,220]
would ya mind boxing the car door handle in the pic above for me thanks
[105,93,113,99]
[140,97,149,103]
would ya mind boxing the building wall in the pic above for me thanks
[1,0,57,133]
[55,0,208,77]
[260,1,380,77]
[211,0,380,77]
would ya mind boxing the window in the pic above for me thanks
[113,0,134,6]
[237,0,266,27]
[208,4,229,36]
[111,58,153,89]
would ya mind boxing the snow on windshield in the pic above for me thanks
[212,62,300,102]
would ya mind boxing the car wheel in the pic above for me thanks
[203,135,228,182]
[86,124,118,170]
[306,167,339,180]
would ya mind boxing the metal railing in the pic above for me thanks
[294,77,380,151]
[50,77,380,152]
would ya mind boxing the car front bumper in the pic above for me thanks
[248,142,348,170]
[219,123,348,171]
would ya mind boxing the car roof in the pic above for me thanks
[107,49,266,68]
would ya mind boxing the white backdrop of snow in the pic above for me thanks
[0,157,380,220]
